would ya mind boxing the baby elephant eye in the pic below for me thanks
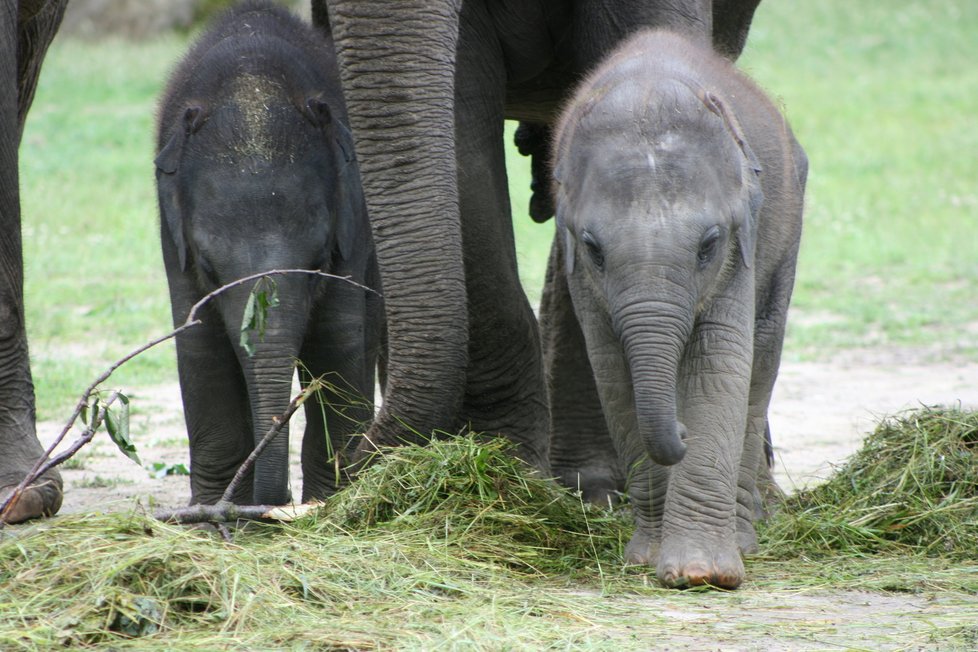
[697,225,723,268]
[581,230,604,270]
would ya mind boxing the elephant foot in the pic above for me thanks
[736,515,759,555]
[623,528,661,565]
[0,475,63,524]
[555,466,622,508]
[655,535,745,590]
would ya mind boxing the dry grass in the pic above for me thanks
[2,412,978,649]
[760,406,978,558]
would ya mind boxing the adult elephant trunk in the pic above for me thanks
[324,0,468,452]
[617,302,691,467]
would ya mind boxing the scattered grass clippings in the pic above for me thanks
[3,415,978,649]
[0,434,629,649]
[760,406,978,558]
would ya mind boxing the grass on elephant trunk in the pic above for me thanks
[759,406,978,559]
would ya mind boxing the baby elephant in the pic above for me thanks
[155,1,380,506]
[543,29,807,588]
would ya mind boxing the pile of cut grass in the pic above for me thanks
[317,434,629,574]
[0,434,627,649]
[761,406,978,558]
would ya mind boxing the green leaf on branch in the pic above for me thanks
[105,393,140,465]
[85,397,100,430]
[239,277,280,357]
[147,462,190,479]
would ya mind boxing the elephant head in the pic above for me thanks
[551,53,763,469]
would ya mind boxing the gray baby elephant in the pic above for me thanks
[155,1,381,507]
[542,29,807,588]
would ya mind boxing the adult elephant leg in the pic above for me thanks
[454,2,548,470]
[541,237,622,504]
[0,1,66,524]
[324,1,469,455]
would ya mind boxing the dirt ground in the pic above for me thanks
[31,344,978,649]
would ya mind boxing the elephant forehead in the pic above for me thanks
[567,142,735,215]
[232,74,281,150]
[206,73,306,164]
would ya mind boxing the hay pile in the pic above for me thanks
[762,406,978,558]
[0,434,624,648]
[321,435,628,572]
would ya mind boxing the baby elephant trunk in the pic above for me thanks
[242,350,298,505]
[619,306,689,466]
[224,279,309,505]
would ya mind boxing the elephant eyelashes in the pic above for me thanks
[581,230,605,270]
[697,226,723,268]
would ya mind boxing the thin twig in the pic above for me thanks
[155,503,283,526]
[0,269,373,526]
[219,379,320,504]
[154,380,322,527]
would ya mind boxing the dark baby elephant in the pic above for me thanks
[543,29,807,588]
[155,1,380,506]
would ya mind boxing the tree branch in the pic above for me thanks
[0,269,374,526]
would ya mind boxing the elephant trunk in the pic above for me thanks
[223,282,307,505]
[325,0,468,449]
[241,348,297,505]
[617,302,691,466]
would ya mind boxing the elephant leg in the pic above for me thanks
[0,2,66,524]
[657,292,754,589]
[299,280,376,501]
[541,237,622,505]
[454,4,549,471]
[328,0,468,456]
[736,262,796,549]
[162,237,252,505]
[176,318,254,505]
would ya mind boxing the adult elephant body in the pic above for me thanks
[315,0,761,471]
[0,0,67,523]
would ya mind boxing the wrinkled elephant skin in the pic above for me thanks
[0,1,67,523]
[547,30,807,588]
[316,0,763,481]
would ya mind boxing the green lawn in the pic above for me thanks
[19,0,978,420]
[20,37,186,418]
[737,1,978,356]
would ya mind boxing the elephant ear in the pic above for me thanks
[552,162,576,276]
[154,105,205,174]
[303,96,366,262]
[697,90,763,268]
[154,105,205,271]
[331,113,368,262]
